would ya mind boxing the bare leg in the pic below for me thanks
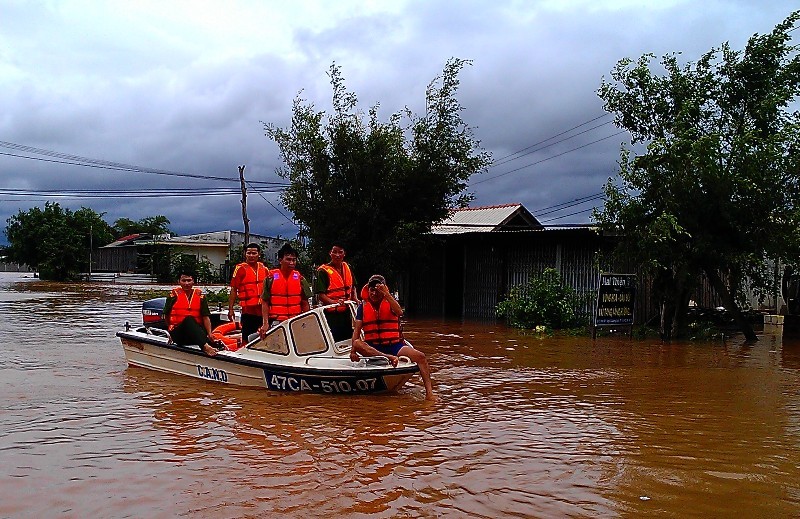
[351,339,398,366]
[201,343,218,356]
[398,345,434,400]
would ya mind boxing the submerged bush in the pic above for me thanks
[497,268,582,329]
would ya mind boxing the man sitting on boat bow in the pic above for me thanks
[164,269,223,357]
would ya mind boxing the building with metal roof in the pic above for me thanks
[431,203,543,234]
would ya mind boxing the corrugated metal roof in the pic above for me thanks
[431,204,541,234]
[101,233,145,248]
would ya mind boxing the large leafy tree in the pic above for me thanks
[595,11,800,341]
[264,58,491,279]
[5,202,115,280]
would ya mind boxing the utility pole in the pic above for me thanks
[88,223,93,280]
[239,165,250,246]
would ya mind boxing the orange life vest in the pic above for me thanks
[269,269,303,321]
[317,262,354,312]
[168,287,204,330]
[361,299,402,345]
[232,261,267,310]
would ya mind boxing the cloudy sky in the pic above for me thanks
[1,1,797,243]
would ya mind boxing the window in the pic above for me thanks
[249,327,289,355]
[290,313,329,355]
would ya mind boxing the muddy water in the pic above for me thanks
[1,272,799,517]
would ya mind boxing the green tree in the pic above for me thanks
[264,58,491,279]
[169,252,219,284]
[113,215,171,238]
[595,11,800,341]
[5,202,114,280]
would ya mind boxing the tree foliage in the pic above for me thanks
[112,215,171,238]
[595,11,800,340]
[5,202,115,280]
[264,58,491,279]
[497,268,584,330]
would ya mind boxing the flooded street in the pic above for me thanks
[1,271,799,517]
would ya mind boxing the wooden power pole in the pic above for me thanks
[238,165,250,245]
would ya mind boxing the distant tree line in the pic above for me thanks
[4,201,173,281]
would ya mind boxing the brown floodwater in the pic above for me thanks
[1,271,799,517]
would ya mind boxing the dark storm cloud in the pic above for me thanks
[1,1,797,244]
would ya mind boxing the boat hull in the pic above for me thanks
[118,331,418,394]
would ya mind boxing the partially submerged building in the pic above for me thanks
[407,203,613,321]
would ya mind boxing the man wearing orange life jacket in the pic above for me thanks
[258,243,312,337]
[314,244,359,342]
[351,274,435,401]
[163,269,221,357]
[227,243,268,344]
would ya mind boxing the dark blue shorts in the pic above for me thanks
[369,341,405,356]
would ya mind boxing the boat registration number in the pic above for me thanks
[264,372,387,393]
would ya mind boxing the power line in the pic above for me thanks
[490,119,614,168]
[0,188,255,199]
[491,114,612,166]
[245,180,298,228]
[533,192,605,217]
[472,130,626,185]
[539,206,596,223]
[0,144,288,186]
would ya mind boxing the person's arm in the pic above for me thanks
[228,267,240,321]
[163,294,176,329]
[378,284,403,317]
[200,296,213,336]
[352,278,360,304]
[315,270,337,305]
[227,292,237,321]
[350,317,365,361]
[300,277,311,312]
[202,315,213,338]
[259,277,272,336]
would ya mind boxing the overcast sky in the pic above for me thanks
[1,1,797,243]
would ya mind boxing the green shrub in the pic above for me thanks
[497,268,582,329]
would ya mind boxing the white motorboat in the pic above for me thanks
[116,302,419,394]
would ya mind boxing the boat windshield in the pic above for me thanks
[290,313,329,356]
[249,327,290,355]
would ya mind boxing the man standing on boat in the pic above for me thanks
[314,243,359,342]
[258,243,312,335]
[164,269,220,357]
[227,243,268,344]
[352,275,435,401]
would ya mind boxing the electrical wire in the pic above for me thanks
[490,114,613,166]
[0,146,288,186]
[472,131,626,185]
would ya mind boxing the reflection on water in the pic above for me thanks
[1,272,799,517]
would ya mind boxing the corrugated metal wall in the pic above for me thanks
[410,229,610,321]
[463,243,504,319]
[95,247,138,272]
[407,229,782,324]
[461,232,604,320]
